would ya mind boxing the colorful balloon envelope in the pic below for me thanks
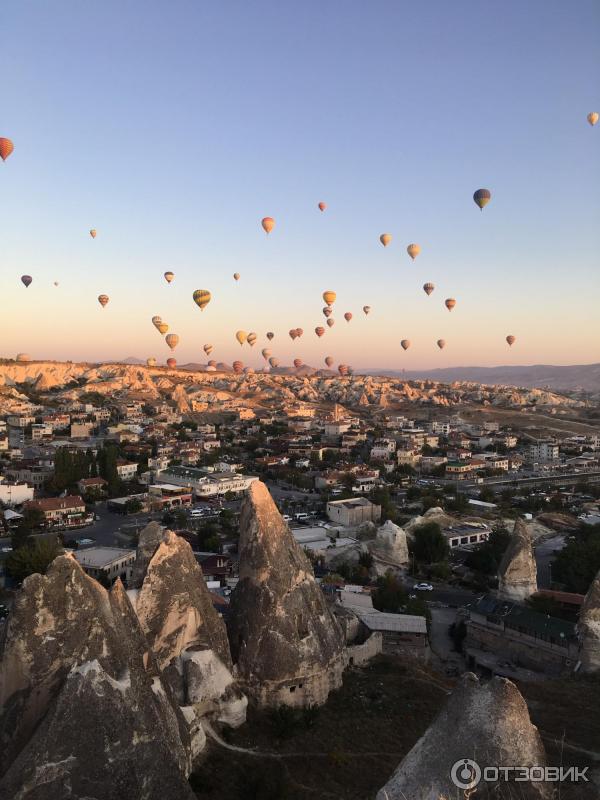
[261,348,271,360]
[327,318,335,328]
[363,306,371,315]
[89,229,97,238]
[437,339,446,350]
[323,307,332,318]
[164,271,174,283]
[152,315,162,328]
[506,335,516,347]
[407,243,421,260]
[97,294,109,308]
[380,233,392,247]
[315,326,325,337]
[400,340,411,350]
[293,359,303,369]
[322,290,336,306]
[233,360,244,373]
[165,334,179,350]
[157,322,169,335]
[325,356,334,368]
[289,329,297,340]
[261,217,275,234]
[423,283,435,296]
[208,360,217,368]
[318,201,327,211]
[21,275,32,288]
[344,312,352,322]
[473,189,491,210]
[192,289,211,311]
[233,272,240,281]
[587,112,599,126]
[445,298,456,311]
[338,364,349,376]
[269,357,279,368]
[236,330,247,346]
[147,357,157,366]
[203,344,213,356]
[295,328,303,338]
[247,332,257,346]
[166,358,177,369]
[0,138,14,161]
[266,331,274,341]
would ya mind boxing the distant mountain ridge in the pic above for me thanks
[366,363,600,392]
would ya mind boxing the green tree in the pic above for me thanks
[11,506,46,549]
[411,521,449,564]
[465,525,511,576]
[125,498,143,514]
[552,524,600,594]
[6,538,61,583]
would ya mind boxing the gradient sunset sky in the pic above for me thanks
[1,1,599,369]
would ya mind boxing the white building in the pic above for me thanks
[0,478,34,507]
[157,465,258,498]
[74,547,136,585]
[527,441,559,464]
[116,460,139,481]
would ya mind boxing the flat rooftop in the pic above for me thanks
[74,547,135,569]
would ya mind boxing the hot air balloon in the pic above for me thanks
[338,364,349,376]
[244,367,255,374]
[296,328,303,338]
[344,312,352,322]
[192,289,211,311]
[407,243,421,260]
[323,290,336,306]
[208,359,217,368]
[97,294,109,308]
[261,348,271,360]
[315,326,325,338]
[380,233,392,247]
[325,356,334,368]
[203,344,213,356]
[506,335,516,347]
[587,112,599,126]
[289,329,297,341]
[164,271,174,283]
[53,281,59,287]
[233,360,244,373]
[152,315,162,329]
[21,275,32,288]
[0,138,14,161]
[165,334,179,350]
[293,359,303,369]
[233,272,240,281]
[89,229,97,239]
[266,331,274,341]
[147,357,157,367]
[166,358,177,369]
[318,201,327,212]
[323,307,332,318]
[157,322,169,335]
[327,318,335,328]
[363,306,371,315]
[247,332,257,347]
[445,298,456,312]
[261,217,275,234]
[236,330,247,346]
[423,282,435,296]
[473,189,491,210]
[269,357,279,368]
[437,339,446,350]
[400,340,411,351]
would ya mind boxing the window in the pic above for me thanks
[289,686,296,693]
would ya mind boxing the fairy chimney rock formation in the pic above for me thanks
[577,569,600,673]
[377,673,551,800]
[228,481,346,707]
[497,518,538,602]
[372,519,409,566]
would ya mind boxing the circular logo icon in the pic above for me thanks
[451,759,482,790]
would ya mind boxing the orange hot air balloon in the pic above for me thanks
[261,217,275,234]
[587,112,599,126]
[97,294,109,308]
[269,357,279,368]
[506,335,516,347]
[236,330,247,346]
[380,233,392,247]
[293,359,303,369]
[166,358,177,369]
[318,201,327,212]
[323,307,332,317]
[233,272,240,281]
[203,344,213,356]
[407,243,421,260]
[400,339,411,350]
[325,356,334,368]
[344,312,352,322]
[327,318,335,328]
[445,298,456,312]
[261,348,271,360]
[192,289,211,311]
[164,271,174,283]
[315,326,325,338]
[233,360,244,373]
[247,332,257,346]
[0,138,14,161]
[289,329,297,341]
[322,290,336,306]
[437,339,446,350]
[266,331,274,341]
[338,364,348,376]
[165,334,179,350]
[157,322,169,335]
[295,328,303,338]
[423,282,435,296]
[89,229,97,239]
[363,306,371,315]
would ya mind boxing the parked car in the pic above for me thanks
[413,582,434,591]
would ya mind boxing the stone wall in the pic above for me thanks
[248,653,347,709]
[347,632,383,666]
[466,621,575,675]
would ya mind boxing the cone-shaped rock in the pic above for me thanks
[228,481,346,707]
[497,518,537,602]
[372,519,409,566]
[577,569,600,673]
[377,673,550,800]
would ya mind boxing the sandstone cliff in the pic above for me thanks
[370,519,409,566]
[228,481,346,707]
[377,673,550,800]
[577,570,600,674]
[497,518,538,602]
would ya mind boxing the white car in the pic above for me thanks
[413,582,434,592]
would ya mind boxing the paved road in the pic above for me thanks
[535,534,566,589]
[71,503,157,548]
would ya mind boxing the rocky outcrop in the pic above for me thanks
[497,518,538,602]
[130,520,164,588]
[0,555,193,796]
[371,519,409,566]
[577,570,600,674]
[228,481,346,707]
[377,673,550,800]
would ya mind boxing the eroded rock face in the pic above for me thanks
[130,520,165,589]
[577,570,600,673]
[372,520,409,566]
[497,518,538,602]
[228,481,346,707]
[377,673,550,800]
[0,556,192,794]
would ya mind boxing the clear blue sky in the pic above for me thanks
[1,0,599,369]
